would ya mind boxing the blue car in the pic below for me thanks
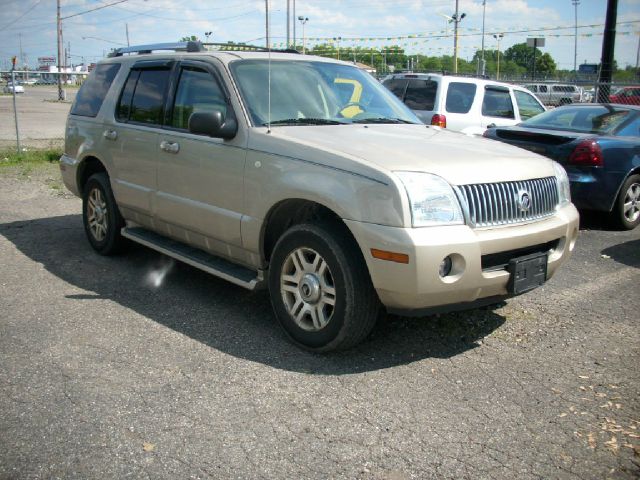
[484,104,640,230]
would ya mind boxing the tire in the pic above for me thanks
[612,174,640,230]
[268,222,380,352]
[82,172,126,255]
[559,98,572,105]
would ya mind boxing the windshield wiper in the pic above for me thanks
[263,118,345,126]
[351,117,418,124]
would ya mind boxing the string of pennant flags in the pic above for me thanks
[267,30,639,52]
[288,20,640,44]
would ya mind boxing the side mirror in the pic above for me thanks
[188,110,237,139]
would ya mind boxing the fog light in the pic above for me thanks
[439,256,453,277]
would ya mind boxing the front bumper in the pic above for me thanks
[59,154,81,197]
[345,203,579,315]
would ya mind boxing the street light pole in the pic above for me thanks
[573,0,580,80]
[493,33,504,80]
[298,16,308,54]
[57,0,64,100]
[451,0,466,74]
[480,0,486,76]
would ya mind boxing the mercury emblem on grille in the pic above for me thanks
[517,190,532,212]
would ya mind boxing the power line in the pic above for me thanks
[0,0,43,31]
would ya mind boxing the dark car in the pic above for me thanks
[484,104,640,230]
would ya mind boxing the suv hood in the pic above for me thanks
[264,124,556,185]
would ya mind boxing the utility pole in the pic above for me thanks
[57,0,65,100]
[573,0,580,80]
[265,0,270,49]
[598,0,618,102]
[480,0,486,76]
[286,0,290,48]
[292,0,296,49]
[126,23,130,47]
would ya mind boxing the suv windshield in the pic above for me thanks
[230,60,420,126]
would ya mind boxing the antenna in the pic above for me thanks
[266,0,272,134]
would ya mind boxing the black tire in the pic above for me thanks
[268,222,380,352]
[82,172,126,255]
[611,174,640,230]
[559,98,572,105]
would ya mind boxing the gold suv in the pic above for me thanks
[60,42,579,351]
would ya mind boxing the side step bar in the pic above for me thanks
[122,227,265,291]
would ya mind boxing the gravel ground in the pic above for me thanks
[0,164,638,480]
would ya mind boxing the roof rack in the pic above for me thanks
[109,41,205,57]
[108,41,302,57]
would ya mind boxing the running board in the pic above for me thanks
[121,227,265,290]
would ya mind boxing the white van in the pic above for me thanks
[382,73,546,135]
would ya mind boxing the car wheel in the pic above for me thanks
[612,174,640,230]
[82,172,126,254]
[268,222,380,352]
[559,98,572,105]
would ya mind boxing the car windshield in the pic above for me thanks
[522,105,633,134]
[229,59,421,126]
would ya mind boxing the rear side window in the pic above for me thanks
[383,79,409,100]
[514,90,545,120]
[70,63,120,117]
[404,79,437,111]
[445,82,476,114]
[117,68,170,125]
[482,87,515,119]
[539,85,548,93]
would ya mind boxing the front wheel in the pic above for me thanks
[612,174,640,230]
[82,172,126,254]
[268,223,380,351]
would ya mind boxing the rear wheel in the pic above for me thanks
[82,172,126,254]
[612,174,640,230]
[268,222,380,351]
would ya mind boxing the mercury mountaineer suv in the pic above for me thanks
[60,42,579,351]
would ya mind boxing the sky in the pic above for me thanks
[0,0,638,71]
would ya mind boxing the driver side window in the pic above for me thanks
[171,67,226,130]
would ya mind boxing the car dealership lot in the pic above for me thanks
[0,165,638,479]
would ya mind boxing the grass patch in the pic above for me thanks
[0,148,62,167]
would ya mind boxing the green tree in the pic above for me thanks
[502,42,556,77]
[179,35,199,42]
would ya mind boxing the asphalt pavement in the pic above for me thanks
[0,166,639,479]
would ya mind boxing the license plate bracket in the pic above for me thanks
[507,252,548,295]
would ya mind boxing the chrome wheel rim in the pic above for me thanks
[87,187,108,242]
[280,247,336,331]
[623,182,640,224]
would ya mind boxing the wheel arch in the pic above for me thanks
[76,156,108,194]
[260,198,361,266]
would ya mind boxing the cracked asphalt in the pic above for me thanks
[0,164,638,479]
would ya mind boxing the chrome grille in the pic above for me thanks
[457,177,559,228]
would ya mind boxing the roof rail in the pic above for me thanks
[109,41,205,57]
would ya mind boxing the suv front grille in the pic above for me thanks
[457,177,559,228]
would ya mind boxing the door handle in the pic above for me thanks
[160,140,180,154]
[103,129,118,141]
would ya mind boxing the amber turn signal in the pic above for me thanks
[370,249,410,264]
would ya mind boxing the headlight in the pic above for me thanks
[552,161,571,206]
[395,172,463,227]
